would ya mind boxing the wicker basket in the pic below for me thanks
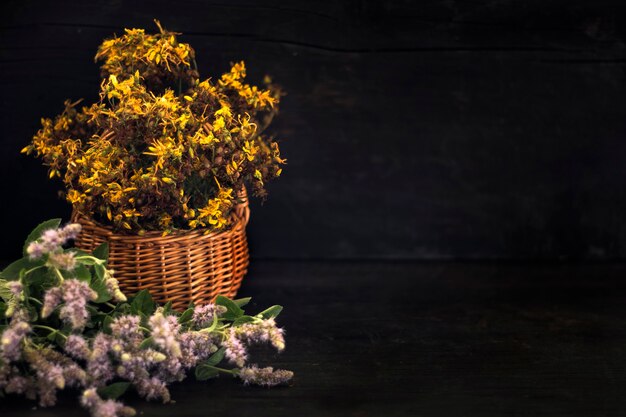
[71,188,250,311]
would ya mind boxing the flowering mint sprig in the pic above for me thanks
[0,219,293,417]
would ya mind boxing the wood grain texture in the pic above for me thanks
[1,1,626,260]
[2,261,626,416]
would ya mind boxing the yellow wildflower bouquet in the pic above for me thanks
[23,20,285,234]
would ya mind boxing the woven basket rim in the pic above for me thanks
[72,210,245,241]
[70,187,250,242]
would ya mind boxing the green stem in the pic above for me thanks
[23,265,45,276]
[33,325,67,340]
[52,267,64,283]
[214,367,238,375]
[75,255,104,265]
[139,326,151,333]
[105,302,117,309]
[28,297,43,306]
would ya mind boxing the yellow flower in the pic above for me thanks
[159,214,172,228]
[213,116,225,132]
[66,189,86,204]
[242,140,258,161]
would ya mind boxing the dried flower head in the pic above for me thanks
[23,21,285,234]
[238,365,293,387]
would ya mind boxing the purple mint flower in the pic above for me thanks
[81,388,136,417]
[39,229,63,256]
[155,354,184,382]
[26,223,82,260]
[4,375,35,399]
[44,364,66,389]
[262,318,285,351]
[1,321,30,362]
[41,287,63,318]
[223,329,247,367]
[149,311,181,357]
[59,279,97,330]
[7,281,23,297]
[80,387,100,408]
[42,228,63,247]
[110,315,141,342]
[37,381,58,407]
[47,251,77,271]
[238,365,294,387]
[64,335,90,360]
[104,270,127,302]
[178,331,215,368]
[62,362,87,387]
[236,318,285,351]
[191,304,226,328]
[26,241,45,259]
[59,223,82,242]
[135,376,171,403]
[22,349,66,407]
[87,334,114,384]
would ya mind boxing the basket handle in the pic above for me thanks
[235,187,250,227]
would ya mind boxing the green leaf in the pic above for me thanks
[94,264,106,281]
[25,267,54,287]
[0,280,11,302]
[0,258,43,281]
[131,290,155,316]
[23,219,61,256]
[70,265,91,283]
[178,307,194,324]
[25,304,38,322]
[92,242,109,262]
[139,336,154,349]
[258,305,283,319]
[195,364,219,381]
[199,313,219,334]
[46,330,58,341]
[102,315,113,333]
[233,297,252,308]
[90,277,112,303]
[205,347,225,366]
[162,301,173,315]
[98,382,131,400]
[215,295,243,320]
[232,315,256,326]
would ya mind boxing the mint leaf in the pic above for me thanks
[98,382,131,400]
[0,280,11,302]
[90,277,112,303]
[139,336,154,349]
[232,315,255,326]
[92,242,109,262]
[178,307,194,324]
[0,258,43,281]
[233,297,252,308]
[23,219,61,256]
[70,265,91,283]
[131,290,155,316]
[258,305,283,319]
[215,295,243,320]
[195,364,219,380]
[205,347,225,366]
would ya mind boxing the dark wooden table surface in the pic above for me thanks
[2,261,626,416]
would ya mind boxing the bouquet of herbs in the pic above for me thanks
[22,20,285,234]
[0,219,293,416]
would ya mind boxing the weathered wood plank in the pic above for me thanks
[2,261,626,416]
[1,2,626,260]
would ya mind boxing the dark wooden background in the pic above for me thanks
[3,3,626,416]
[2,1,626,261]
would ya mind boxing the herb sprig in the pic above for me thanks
[0,219,292,416]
